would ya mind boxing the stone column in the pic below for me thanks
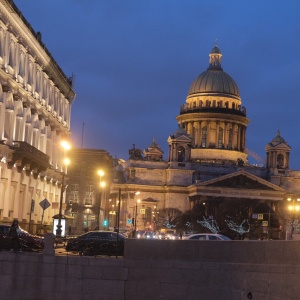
[224,122,229,149]
[232,123,238,150]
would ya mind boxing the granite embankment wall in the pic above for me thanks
[1,239,300,300]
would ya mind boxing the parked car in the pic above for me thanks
[182,233,231,241]
[142,231,157,239]
[65,231,125,256]
[136,230,146,238]
[156,232,166,239]
[0,224,44,251]
[166,233,180,240]
[164,230,177,240]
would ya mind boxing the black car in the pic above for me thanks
[0,224,44,251]
[65,231,125,256]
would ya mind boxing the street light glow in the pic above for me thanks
[98,170,104,177]
[100,181,106,188]
[64,158,70,166]
[61,140,71,151]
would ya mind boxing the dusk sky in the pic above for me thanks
[14,1,300,169]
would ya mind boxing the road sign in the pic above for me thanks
[262,221,268,227]
[39,198,51,210]
[258,214,264,220]
[252,214,257,219]
[140,208,145,215]
[127,219,132,225]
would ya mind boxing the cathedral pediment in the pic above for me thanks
[265,142,291,151]
[198,170,285,192]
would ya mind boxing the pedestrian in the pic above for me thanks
[9,220,21,252]
[179,230,183,240]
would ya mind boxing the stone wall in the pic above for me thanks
[0,240,300,300]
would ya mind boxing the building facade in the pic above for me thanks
[64,148,113,235]
[0,1,75,233]
[110,45,300,237]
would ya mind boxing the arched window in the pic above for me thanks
[277,154,284,169]
[201,126,207,147]
[178,146,185,162]
[218,127,223,148]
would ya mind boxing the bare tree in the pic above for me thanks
[157,208,183,228]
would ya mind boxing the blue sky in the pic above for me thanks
[14,1,300,169]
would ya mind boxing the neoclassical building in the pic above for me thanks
[110,45,300,235]
[0,1,75,232]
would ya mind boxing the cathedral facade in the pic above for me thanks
[110,45,300,237]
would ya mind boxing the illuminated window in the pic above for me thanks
[85,184,94,205]
[178,146,185,162]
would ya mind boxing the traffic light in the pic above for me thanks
[103,220,108,226]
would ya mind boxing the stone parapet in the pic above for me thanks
[0,240,300,299]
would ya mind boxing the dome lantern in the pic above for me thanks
[209,44,223,70]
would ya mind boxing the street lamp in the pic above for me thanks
[56,140,71,237]
[97,170,105,229]
[134,198,141,237]
[153,205,157,231]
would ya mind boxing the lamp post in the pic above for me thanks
[97,170,105,229]
[153,205,157,231]
[287,196,300,240]
[134,198,141,237]
[56,141,71,237]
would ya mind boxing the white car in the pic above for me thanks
[183,233,231,241]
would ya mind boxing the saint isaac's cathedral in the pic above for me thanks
[110,45,300,238]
